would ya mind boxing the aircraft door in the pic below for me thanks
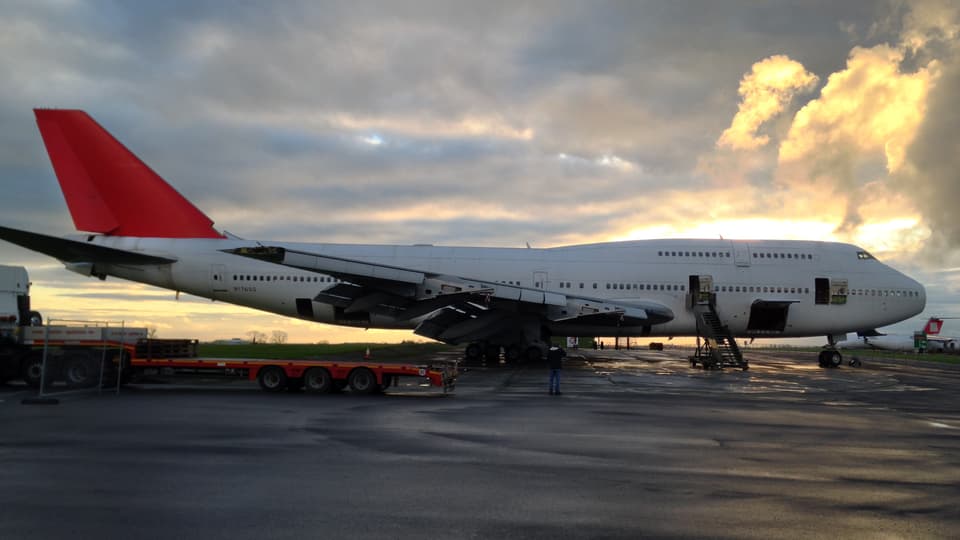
[688,275,714,307]
[209,264,228,297]
[533,271,548,289]
[733,243,751,267]
[815,277,848,305]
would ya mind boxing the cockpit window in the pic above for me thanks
[857,251,875,260]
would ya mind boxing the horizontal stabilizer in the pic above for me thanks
[0,225,176,265]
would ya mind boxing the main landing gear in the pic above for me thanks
[464,341,544,365]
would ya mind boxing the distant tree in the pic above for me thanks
[271,330,288,344]
[147,327,158,339]
[246,330,267,344]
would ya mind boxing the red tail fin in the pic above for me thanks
[924,318,944,335]
[34,109,223,239]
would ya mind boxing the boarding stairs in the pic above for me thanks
[690,302,747,370]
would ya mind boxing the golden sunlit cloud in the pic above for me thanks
[899,0,960,53]
[717,55,818,150]
[778,44,935,173]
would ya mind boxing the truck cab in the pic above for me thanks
[1,265,32,340]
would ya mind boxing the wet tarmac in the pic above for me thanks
[1,348,958,539]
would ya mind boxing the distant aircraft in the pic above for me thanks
[838,318,958,352]
[0,109,926,367]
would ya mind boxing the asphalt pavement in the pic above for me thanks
[1,348,958,539]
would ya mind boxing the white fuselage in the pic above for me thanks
[81,236,924,339]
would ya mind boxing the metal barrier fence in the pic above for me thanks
[32,318,130,400]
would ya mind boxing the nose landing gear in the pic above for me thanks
[817,349,842,368]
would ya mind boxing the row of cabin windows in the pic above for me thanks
[608,283,683,291]
[752,252,814,260]
[718,285,811,294]
[657,250,816,260]
[555,282,685,291]
[850,289,920,297]
[659,251,730,258]
[232,275,340,283]
[713,286,920,297]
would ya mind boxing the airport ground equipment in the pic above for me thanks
[688,297,747,371]
[0,265,456,393]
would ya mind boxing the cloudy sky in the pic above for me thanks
[1,0,958,343]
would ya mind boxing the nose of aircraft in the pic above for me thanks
[905,273,926,318]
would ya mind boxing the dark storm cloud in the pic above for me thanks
[900,56,960,259]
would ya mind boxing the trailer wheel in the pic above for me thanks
[64,354,98,388]
[257,366,288,392]
[21,353,46,388]
[348,367,378,394]
[303,367,333,394]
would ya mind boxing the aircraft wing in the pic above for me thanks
[0,225,177,265]
[226,246,673,342]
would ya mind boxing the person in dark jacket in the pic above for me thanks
[547,345,565,395]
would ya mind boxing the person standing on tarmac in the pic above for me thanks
[547,345,565,395]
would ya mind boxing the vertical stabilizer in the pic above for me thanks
[924,318,944,335]
[34,109,223,239]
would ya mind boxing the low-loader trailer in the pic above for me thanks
[1,265,456,394]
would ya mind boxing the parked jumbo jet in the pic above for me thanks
[0,110,926,367]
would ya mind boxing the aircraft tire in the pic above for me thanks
[828,351,842,368]
[257,366,288,392]
[303,367,333,393]
[348,367,378,394]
